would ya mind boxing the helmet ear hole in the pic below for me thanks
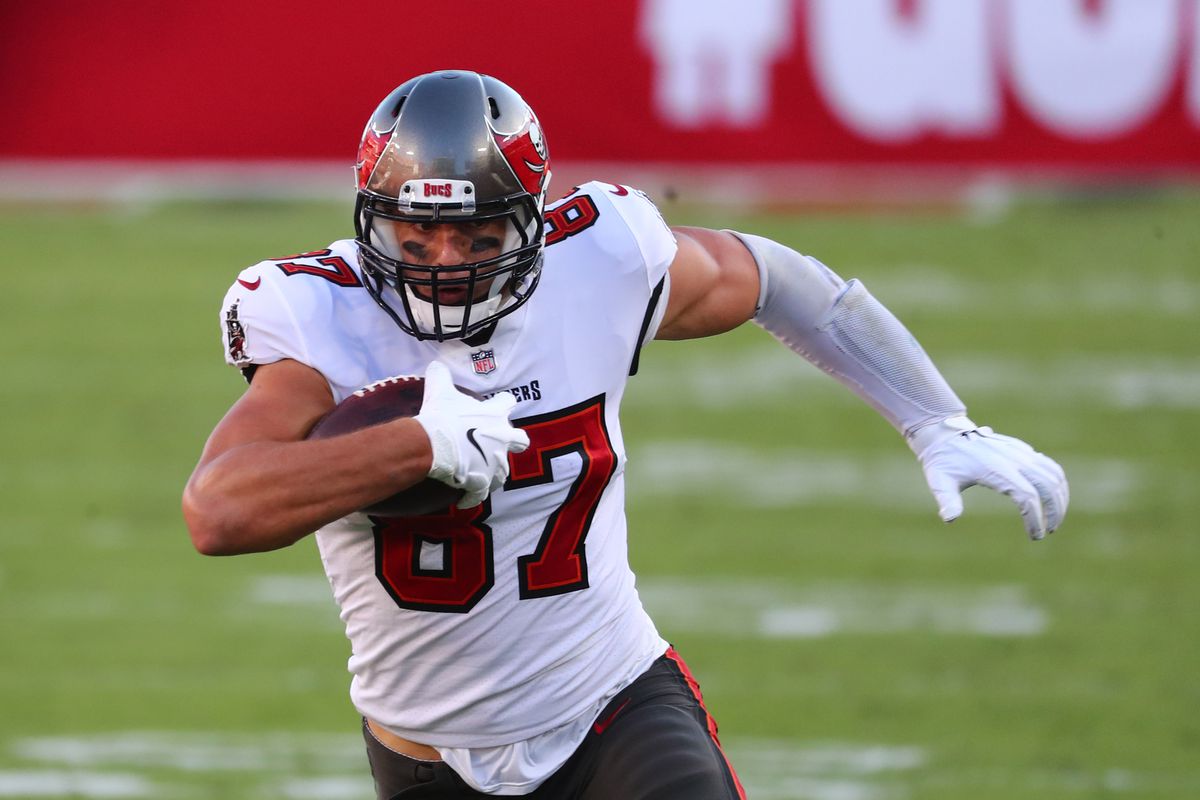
[488,97,501,120]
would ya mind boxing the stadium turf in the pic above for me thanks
[0,187,1196,798]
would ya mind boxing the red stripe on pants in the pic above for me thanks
[663,646,748,800]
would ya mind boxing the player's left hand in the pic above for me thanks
[908,416,1069,540]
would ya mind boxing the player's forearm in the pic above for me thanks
[182,419,432,555]
[732,232,966,441]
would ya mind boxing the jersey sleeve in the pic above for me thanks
[581,182,677,291]
[562,183,677,374]
[219,261,315,375]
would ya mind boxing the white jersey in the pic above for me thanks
[218,182,676,790]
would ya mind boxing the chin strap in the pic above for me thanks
[731,231,967,443]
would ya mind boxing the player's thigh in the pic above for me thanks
[580,707,743,800]
[573,654,745,800]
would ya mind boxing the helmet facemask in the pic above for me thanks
[356,189,544,341]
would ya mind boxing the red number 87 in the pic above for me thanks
[371,395,617,613]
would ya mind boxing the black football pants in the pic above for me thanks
[363,648,746,799]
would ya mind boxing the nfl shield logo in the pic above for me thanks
[470,349,497,375]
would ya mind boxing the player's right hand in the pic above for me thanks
[909,416,1069,541]
[413,361,529,509]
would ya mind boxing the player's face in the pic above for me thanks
[378,219,508,305]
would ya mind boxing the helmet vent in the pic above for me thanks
[391,96,407,119]
[488,97,501,120]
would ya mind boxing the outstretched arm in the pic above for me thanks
[657,227,1069,539]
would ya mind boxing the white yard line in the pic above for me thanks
[244,575,341,611]
[627,442,1138,513]
[277,776,374,799]
[0,771,154,798]
[745,742,925,774]
[249,575,337,607]
[627,348,1200,411]
[238,576,1050,641]
[11,733,364,773]
[9,733,1198,798]
[638,578,1048,638]
[864,269,1199,318]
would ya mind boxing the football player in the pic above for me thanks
[183,70,1068,799]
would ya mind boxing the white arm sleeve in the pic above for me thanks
[731,231,967,443]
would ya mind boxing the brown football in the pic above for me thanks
[306,375,463,517]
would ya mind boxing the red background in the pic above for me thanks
[2,1,1197,168]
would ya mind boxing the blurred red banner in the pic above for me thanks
[2,0,1197,168]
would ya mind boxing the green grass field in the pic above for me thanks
[1,185,1197,799]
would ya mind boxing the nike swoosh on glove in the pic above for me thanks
[909,416,1069,540]
[414,361,530,509]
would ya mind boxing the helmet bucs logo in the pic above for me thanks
[494,116,549,197]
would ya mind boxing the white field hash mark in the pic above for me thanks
[6,733,372,800]
[3,735,922,800]
[726,740,924,800]
[0,771,154,798]
[628,442,1136,513]
[8,733,1198,799]
[242,576,1048,637]
[625,348,1200,411]
[865,267,1200,319]
[11,732,365,774]
[638,578,1048,638]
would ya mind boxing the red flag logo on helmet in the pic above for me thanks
[494,118,549,197]
[355,128,393,190]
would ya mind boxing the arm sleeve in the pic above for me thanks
[732,231,966,440]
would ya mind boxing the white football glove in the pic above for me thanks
[413,361,529,509]
[909,416,1069,540]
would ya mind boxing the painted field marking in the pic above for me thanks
[0,770,153,798]
[12,732,365,773]
[10,732,1200,798]
[242,573,1053,642]
[8,732,370,799]
[865,268,1199,318]
[249,575,338,606]
[245,575,333,608]
[626,348,1200,410]
[638,578,1048,638]
[628,442,1137,513]
[726,740,924,800]
[4,734,923,800]
[277,776,374,799]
